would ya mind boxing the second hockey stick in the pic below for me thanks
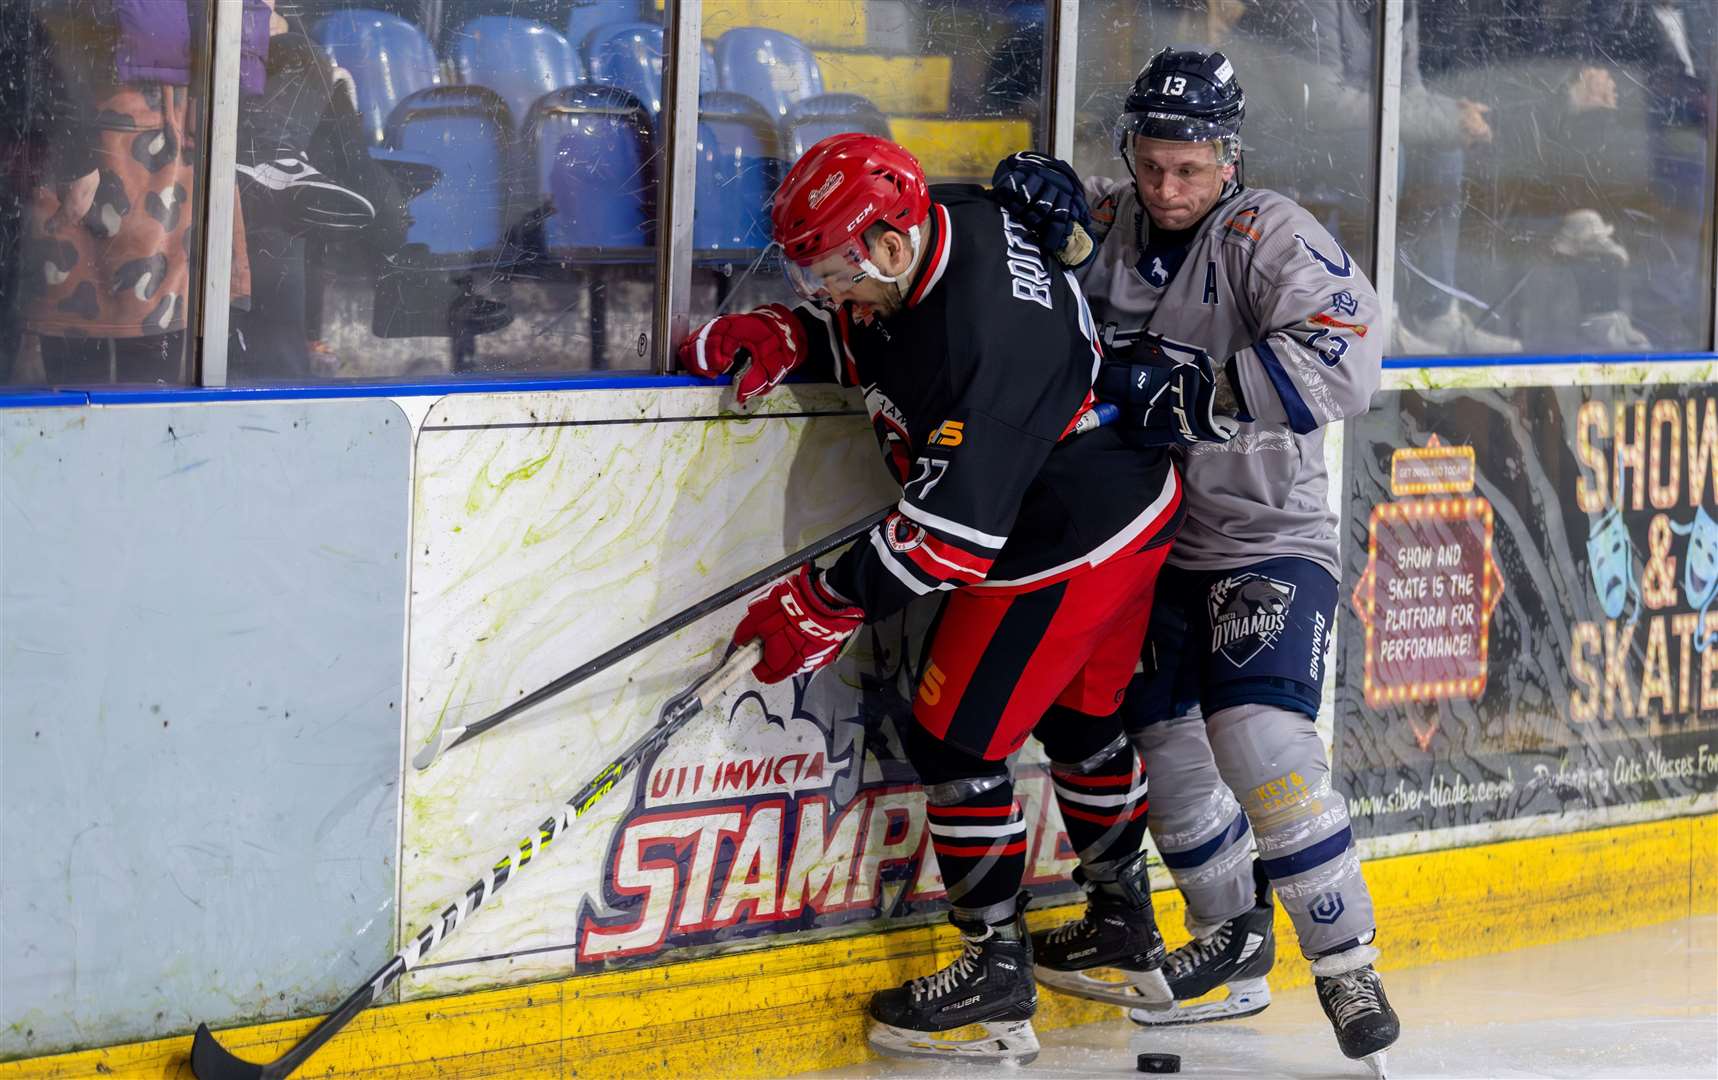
[190,642,761,1080]
[411,506,891,770]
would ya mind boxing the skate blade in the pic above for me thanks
[867,1019,1040,1065]
[1036,964,1175,1010]
[1363,1048,1388,1079]
[1127,977,1271,1027]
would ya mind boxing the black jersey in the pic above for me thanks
[795,186,1181,620]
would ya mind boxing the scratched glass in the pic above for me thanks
[1072,0,1381,279]
[1394,0,1716,356]
[1,0,216,386]
[219,0,665,383]
[685,0,1048,328]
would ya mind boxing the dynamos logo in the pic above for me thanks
[575,638,1080,965]
[1209,572,1297,666]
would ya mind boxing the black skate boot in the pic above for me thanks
[867,894,1039,1064]
[1130,860,1275,1025]
[1313,945,1400,1079]
[1030,849,1173,1010]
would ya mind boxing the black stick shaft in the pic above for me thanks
[433,506,890,758]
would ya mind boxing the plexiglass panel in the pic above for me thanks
[221,0,664,382]
[684,0,1047,329]
[1072,0,1380,275]
[2,0,216,386]
[1394,0,1716,356]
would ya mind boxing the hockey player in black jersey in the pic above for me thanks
[991,49,1399,1078]
[678,134,1185,1064]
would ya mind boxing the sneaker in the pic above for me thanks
[237,154,375,232]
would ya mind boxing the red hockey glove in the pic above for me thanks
[678,303,808,403]
[732,565,864,684]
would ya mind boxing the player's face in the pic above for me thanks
[824,261,901,322]
[787,232,908,322]
[1130,137,1234,231]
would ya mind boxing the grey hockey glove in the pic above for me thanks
[988,152,1093,267]
[1094,334,1242,446]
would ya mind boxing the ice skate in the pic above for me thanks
[1313,945,1400,1079]
[867,896,1040,1065]
[1128,898,1275,1026]
[1031,850,1173,1010]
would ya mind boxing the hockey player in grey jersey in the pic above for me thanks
[992,47,1399,1077]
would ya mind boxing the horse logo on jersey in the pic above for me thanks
[1293,233,1353,279]
[1136,245,1188,290]
[1208,573,1297,666]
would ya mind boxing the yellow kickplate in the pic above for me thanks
[701,1,868,49]
[816,52,952,115]
[891,118,1034,183]
[5,815,1708,1079]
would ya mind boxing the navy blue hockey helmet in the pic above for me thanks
[1118,47,1245,164]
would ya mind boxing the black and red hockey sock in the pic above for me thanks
[1040,721,1150,869]
[904,720,1026,912]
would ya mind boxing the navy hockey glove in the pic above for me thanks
[1094,335,1241,446]
[989,152,1093,267]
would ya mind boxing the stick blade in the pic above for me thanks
[190,1023,270,1080]
[410,728,447,772]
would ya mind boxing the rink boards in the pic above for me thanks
[1,366,1715,1076]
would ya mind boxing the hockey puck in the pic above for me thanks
[1136,1052,1181,1073]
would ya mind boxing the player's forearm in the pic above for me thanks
[824,503,1008,621]
[788,303,852,386]
[1227,328,1382,435]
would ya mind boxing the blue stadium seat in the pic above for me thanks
[311,10,440,146]
[568,1,636,61]
[446,16,581,131]
[584,22,664,119]
[525,86,655,253]
[713,27,823,120]
[371,86,513,262]
[781,93,891,161]
[694,92,780,250]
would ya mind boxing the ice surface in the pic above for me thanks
[805,915,1717,1079]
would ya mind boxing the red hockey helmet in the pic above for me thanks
[771,133,931,300]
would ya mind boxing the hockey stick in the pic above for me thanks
[411,506,892,771]
[189,641,762,1080]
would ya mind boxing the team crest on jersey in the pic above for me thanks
[1135,244,1189,291]
[884,515,927,553]
[1209,573,1297,666]
[1293,233,1353,279]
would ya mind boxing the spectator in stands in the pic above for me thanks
[22,0,268,384]
[1125,1,1508,353]
[1586,0,1712,348]
[230,0,406,380]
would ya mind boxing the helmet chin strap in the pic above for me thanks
[858,222,924,291]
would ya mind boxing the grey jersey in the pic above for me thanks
[1077,178,1382,576]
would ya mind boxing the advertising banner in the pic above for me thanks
[399,387,1079,998]
[1338,384,1718,839]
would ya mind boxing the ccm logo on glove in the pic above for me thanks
[678,304,808,403]
[733,565,865,684]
